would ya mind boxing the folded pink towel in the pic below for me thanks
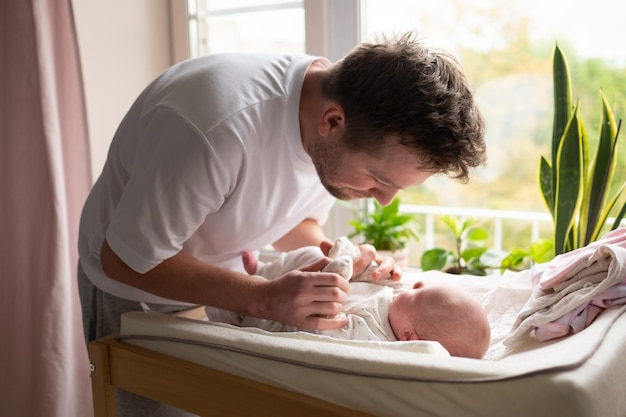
[504,228,626,347]
[533,280,626,341]
[538,228,626,289]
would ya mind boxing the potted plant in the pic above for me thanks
[420,215,555,275]
[539,45,626,256]
[347,197,419,267]
[420,215,491,275]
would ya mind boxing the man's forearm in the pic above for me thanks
[272,218,328,252]
[100,238,350,329]
[100,239,266,315]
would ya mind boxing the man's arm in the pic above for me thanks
[272,218,327,252]
[100,239,349,330]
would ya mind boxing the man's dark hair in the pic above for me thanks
[322,32,486,182]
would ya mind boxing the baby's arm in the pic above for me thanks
[242,237,375,282]
[242,246,325,279]
[323,236,402,282]
[328,236,378,281]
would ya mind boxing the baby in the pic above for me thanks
[240,237,491,359]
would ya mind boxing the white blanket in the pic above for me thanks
[118,266,626,417]
[120,269,626,376]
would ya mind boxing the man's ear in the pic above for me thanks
[319,104,345,137]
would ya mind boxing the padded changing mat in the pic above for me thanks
[119,271,626,417]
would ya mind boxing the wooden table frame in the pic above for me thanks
[89,335,376,417]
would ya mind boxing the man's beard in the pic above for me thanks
[307,139,353,201]
[322,180,352,201]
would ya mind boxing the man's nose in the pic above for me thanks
[371,188,398,206]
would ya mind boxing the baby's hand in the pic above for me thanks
[348,243,401,281]
[320,238,402,281]
[369,253,402,282]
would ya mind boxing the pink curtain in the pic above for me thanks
[0,0,94,416]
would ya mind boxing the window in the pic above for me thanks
[362,0,626,254]
[363,0,626,211]
[187,1,305,56]
[183,0,626,261]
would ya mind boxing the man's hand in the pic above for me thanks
[252,257,349,330]
[320,240,402,281]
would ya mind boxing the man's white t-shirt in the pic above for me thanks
[78,53,336,304]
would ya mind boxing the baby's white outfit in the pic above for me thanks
[239,237,397,341]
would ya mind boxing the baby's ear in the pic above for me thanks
[241,250,258,275]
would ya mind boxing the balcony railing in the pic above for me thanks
[401,204,552,251]
[269,203,623,266]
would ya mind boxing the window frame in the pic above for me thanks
[172,1,363,61]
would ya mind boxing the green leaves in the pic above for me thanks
[500,239,554,272]
[552,44,572,166]
[420,248,450,272]
[540,45,625,255]
[553,106,584,253]
[583,94,621,241]
[348,197,419,251]
[420,215,492,275]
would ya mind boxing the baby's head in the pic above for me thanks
[388,282,490,359]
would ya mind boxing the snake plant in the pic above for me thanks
[539,45,625,256]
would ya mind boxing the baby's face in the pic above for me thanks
[388,282,491,358]
[388,282,467,341]
[388,281,426,341]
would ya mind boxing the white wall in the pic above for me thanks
[72,0,175,180]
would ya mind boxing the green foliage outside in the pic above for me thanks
[399,15,626,257]
[420,215,554,275]
[418,46,625,274]
[539,45,625,255]
[420,215,491,275]
[348,197,419,251]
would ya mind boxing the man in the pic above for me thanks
[78,31,485,416]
